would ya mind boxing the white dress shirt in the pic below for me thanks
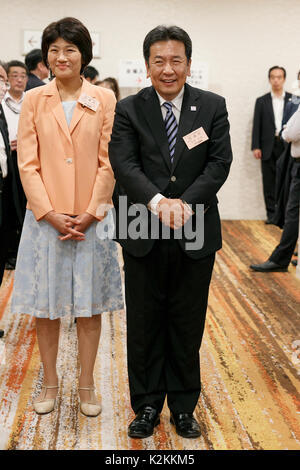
[282,105,300,157]
[1,91,25,142]
[148,87,185,214]
[271,91,285,136]
[0,131,7,178]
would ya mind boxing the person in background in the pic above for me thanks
[25,49,48,90]
[252,66,291,224]
[1,60,28,269]
[0,61,23,338]
[11,17,123,416]
[0,61,9,340]
[250,101,300,272]
[97,77,120,101]
[82,65,99,84]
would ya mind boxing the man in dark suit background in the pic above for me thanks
[25,49,48,91]
[252,66,291,223]
[109,26,232,439]
[250,75,300,273]
[0,61,23,338]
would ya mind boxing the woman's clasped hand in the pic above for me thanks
[44,210,96,241]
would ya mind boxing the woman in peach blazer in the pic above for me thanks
[11,17,123,417]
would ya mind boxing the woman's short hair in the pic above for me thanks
[143,25,192,64]
[42,17,93,74]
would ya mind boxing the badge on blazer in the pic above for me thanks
[78,93,99,112]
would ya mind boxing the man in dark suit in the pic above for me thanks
[0,62,22,338]
[250,86,300,272]
[109,25,232,439]
[25,49,48,91]
[252,66,291,223]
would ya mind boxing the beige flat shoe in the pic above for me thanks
[33,385,58,415]
[79,386,102,417]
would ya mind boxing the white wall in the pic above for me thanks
[1,0,300,219]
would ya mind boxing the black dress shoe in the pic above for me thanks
[170,413,201,438]
[250,260,288,272]
[291,259,298,267]
[265,219,274,225]
[128,406,160,438]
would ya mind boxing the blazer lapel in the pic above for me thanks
[69,79,94,134]
[140,87,172,171]
[44,78,95,140]
[171,84,201,173]
[265,93,275,127]
[44,79,72,144]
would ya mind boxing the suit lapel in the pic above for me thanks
[265,92,275,126]
[45,79,72,143]
[284,92,291,106]
[171,84,201,173]
[69,79,94,134]
[141,87,172,171]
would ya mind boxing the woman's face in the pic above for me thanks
[48,37,82,80]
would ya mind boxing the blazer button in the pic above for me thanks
[65,158,73,164]
[170,175,176,182]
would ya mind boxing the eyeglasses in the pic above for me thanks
[0,78,10,90]
[8,73,27,81]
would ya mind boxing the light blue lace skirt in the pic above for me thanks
[11,210,124,319]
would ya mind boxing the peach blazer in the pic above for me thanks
[17,78,116,221]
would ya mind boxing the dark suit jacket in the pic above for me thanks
[273,100,300,228]
[0,111,23,228]
[251,92,292,160]
[109,83,232,259]
[25,73,46,91]
[282,97,300,126]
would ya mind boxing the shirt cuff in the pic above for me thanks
[148,193,165,215]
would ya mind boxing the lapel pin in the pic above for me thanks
[190,106,197,111]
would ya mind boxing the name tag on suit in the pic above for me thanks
[78,93,99,112]
[183,127,209,150]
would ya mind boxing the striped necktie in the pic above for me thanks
[163,101,178,163]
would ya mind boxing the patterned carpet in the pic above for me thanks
[0,221,299,450]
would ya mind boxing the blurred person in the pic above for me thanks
[82,65,99,84]
[0,61,23,338]
[250,101,300,272]
[11,17,123,416]
[1,60,28,269]
[25,48,48,90]
[98,77,120,101]
[252,66,291,224]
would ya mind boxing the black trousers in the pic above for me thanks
[270,161,300,266]
[123,239,215,415]
[7,151,26,261]
[0,177,11,285]
[261,138,285,219]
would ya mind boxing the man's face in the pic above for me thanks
[0,65,8,103]
[145,40,191,101]
[269,68,285,92]
[8,66,28,95]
